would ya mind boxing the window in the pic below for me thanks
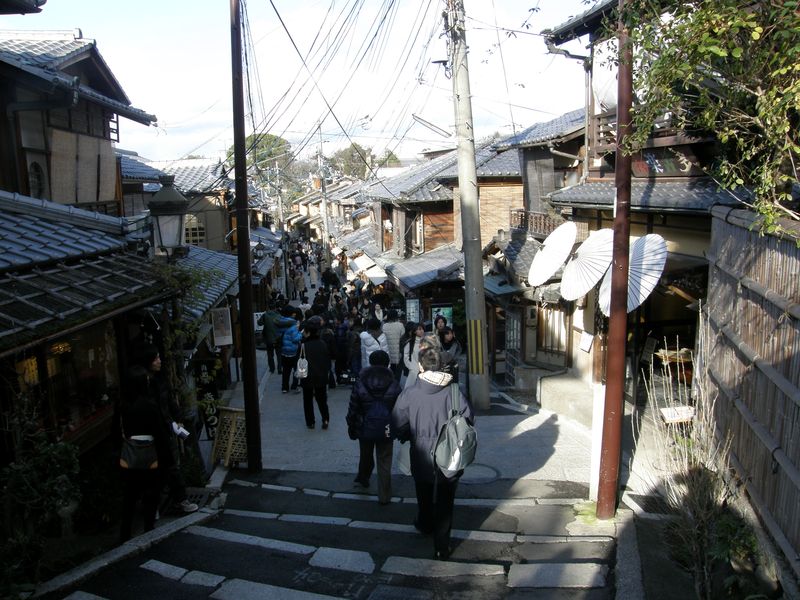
[185,214,206,246]
[537,303,568,354]
[506,309,521,351]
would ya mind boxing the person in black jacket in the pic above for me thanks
[391,345,475,560]
[346,350,401,504]
[300,317,332,429]
[118,365,168,542]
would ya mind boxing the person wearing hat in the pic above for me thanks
[346,350,401,504]
[300,316,332,429]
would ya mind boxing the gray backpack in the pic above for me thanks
[433,382,477,478]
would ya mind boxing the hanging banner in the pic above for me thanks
[211,307,233,346]
[406,298,420,323]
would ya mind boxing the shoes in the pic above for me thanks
[378,499,390,506]
[322,421,329,430]
[353,478,369,488]
[179,500,199,514]
[308,424,315,429]
[269,369,275,374]
[434,549,450,561]
[282,389,288,394]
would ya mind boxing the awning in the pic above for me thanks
[484,273,526,297]
[0,253,173,358]
[352,254,376,271]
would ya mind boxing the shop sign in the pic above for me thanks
[406,298,420,323]
[211,308,233,346]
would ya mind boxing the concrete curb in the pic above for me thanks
[33,508,219,598]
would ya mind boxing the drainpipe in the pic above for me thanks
[536,366,568,405]
[547,143,582,162]
[545,40,592,183]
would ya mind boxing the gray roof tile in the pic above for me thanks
[437,144,521,179]
[0,191,128,273]
[118,153,165,182]
[495,109,585,150]
[0,30,155,124]
[385,244,463,290]
[366,150,458,203]
[549,178,750,211]
[151,160,231,194]
[174,245,239,322]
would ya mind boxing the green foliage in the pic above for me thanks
[227,133,293,171]
[620,0,800,226]
[330,142,376,180]
[377,149,401,168]
[1,397,81,588]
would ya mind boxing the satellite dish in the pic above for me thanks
[599,234,668,316]
[560,228,614,301]
[527,221,577,286]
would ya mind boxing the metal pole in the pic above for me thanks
[596,0,632,518]
[230,0,262,472]
[447,0,490,410]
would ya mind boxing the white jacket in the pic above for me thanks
[402,338,421,388]
[381,321,405,365]
[360,330,389,369]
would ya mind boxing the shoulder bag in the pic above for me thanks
[296,343,309,379]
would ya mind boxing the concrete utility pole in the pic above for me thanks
[446,0,490,410]
[318,125,330,265]
[230,0,262,472]
[597,0,632,519]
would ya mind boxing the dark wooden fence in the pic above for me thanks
[705,206,800,580]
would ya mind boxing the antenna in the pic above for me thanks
[527,221,577,286]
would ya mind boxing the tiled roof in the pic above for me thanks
[385,244,463,291]
[499,232,542,280]
[150,159,231,194]
[549,178,750,211]
[174,245,239,322]
[437,144,521,179]
[337,226,376,257]
[0,252,170,357]
[494,109,585,150]
[0,30,155,125]
[365,150,458,203]
[0,190,129,273]
[328,179,366,203]
[118,152,164,183]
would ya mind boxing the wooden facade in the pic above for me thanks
[705,206,800,580]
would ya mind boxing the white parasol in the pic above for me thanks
[527,221,577,286]
[599,234,668,316]
[560,228,614,301]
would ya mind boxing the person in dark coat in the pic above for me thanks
[118,365,168,542]
[346,350,402,504]
[300,317,332,429]
[139,345,198,515]
[391,345,474,560]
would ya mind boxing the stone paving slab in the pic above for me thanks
[507,563,608,588]
[310,546,375,574]
[211,578,340,599]
[140,558,187,580]
[187,525,315,555]
[382,556,505,578]
[181,569,227,587]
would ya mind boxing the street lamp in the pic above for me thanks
[149,175,189,257]
[254,241,266,260]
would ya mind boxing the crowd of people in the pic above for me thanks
[256,236,473,559]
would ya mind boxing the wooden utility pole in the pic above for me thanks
[230,0,262,472]
[446,0,490,410]
[596,0,632,518]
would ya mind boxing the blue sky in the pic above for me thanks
[0,1,593,162]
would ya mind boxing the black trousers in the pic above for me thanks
[302,384,329,427]
[414,477,458,556]
[357,439,393,503]
[281,354,298,392]
[119,467,161,542]
[265,342,279,373]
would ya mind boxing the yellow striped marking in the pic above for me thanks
[467,319,484,375]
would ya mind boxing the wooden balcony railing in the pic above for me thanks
[509,209,588,241]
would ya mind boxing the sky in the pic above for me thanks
[0,0,594,163]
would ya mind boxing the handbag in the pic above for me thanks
[119,435,159,470]
[296,344,309,379]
